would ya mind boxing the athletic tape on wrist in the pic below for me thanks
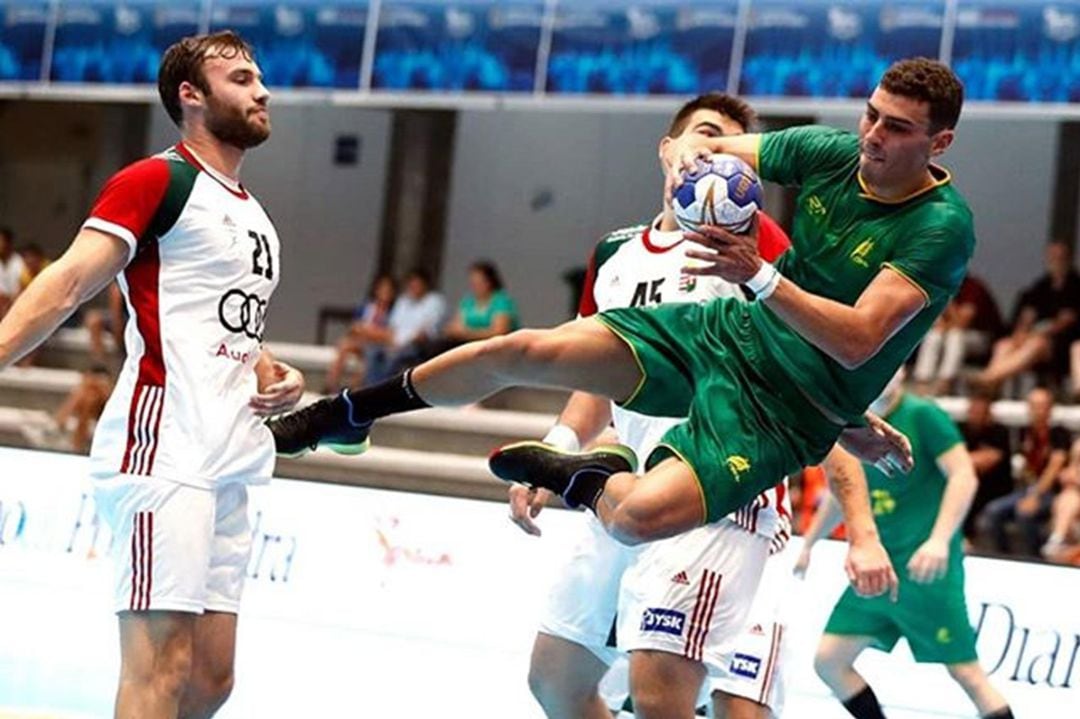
[745,261,781,301]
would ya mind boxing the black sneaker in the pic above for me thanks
[489,441,638,508]
[267,392,372,458]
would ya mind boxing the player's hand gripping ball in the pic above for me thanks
[672,153,763,234]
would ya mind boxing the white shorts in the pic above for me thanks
[709,547,796,715]
[616,520,770,676]
[538,512,638,665]
[93,474,252,614]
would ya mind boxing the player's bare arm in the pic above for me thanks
[0,228,128,369]
[907,443,977,584]
[508,391,613,536]
[823,445,899,601]
[683,222,925,369]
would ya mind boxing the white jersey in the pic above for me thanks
[580,218,793,543]
[84,143,280,488]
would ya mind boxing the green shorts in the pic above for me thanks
[824,561,977,664]
[595,299,840,522]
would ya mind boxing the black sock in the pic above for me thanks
[564,468,611,511]
[343,370,430,424]
[842,685,887,719]
[982,708,1014,719]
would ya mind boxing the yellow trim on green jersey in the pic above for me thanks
[857,164,952,204]
[882,261,931,306]
[593,314,649,408]
[653,441,709,525]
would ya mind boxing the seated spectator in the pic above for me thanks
[441,260,520,345]
[960,389,1013,543]
[1042,438,1080,559]
[973,241,1080,394]
[54,364,113,453]
[18,243,50,289]
[912,273,1004,395]
[83,282,126,363]
[0,226,25,318]
[978,387,1070,556]
[361,268,446,385]
[325,273,397,393]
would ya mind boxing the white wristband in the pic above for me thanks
[744,261,781,301]
[543,424,581,453]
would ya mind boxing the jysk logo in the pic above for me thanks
[640,608,686,636]
[850,238,876,267]
[730,653,762,679]
[218,289,268,341]
[806,195,827,218]
[726,455,751,482]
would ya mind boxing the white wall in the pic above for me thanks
[146,104,393,342]
[443,109,673,327]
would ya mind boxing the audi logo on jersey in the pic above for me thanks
[218,289,268,340]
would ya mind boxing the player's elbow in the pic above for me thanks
[835,332,884,370]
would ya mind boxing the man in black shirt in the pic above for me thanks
[961,390,1012,542]
[977,387,1070,555]
[975,241,1080,391]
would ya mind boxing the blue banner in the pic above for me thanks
[739,0,945,98]
[50,1,199,84]
[209,0,367,89]
[1,1,49,81]
[952,1,1080,101]
[373,0,543,92]
[546,0,739,95]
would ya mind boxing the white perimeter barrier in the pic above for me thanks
[0,447,1076,717]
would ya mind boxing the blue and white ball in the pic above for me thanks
[672,154,763,234]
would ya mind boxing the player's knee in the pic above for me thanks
[812,647,844,686]
[527,663,591,713]
[181,664,235,718]
[122,640,194,700]
[945,662,984,689]
[631,684,680,719]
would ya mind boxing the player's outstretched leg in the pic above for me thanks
[489,441,638,509]
[268,318,640,456]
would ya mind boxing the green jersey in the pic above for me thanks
[862,393,965,561]
[755,125,975,423]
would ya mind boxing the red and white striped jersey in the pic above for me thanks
[85,143,280,487]
[579,214,792,545]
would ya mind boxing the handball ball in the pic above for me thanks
[672,154,763,234]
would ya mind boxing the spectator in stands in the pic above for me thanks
[0,226,25,318]
[360,267,446,385]
[54,363,113,453]
[83,282,126,363]
[18,243,50,289]
[912,274,1004,395]
[324,273,397,393]
[973,241,1080,393]
[441,260,520,345]
[978,387,1070,556]
[960,389,1013,544]
[1042,438,1080,559]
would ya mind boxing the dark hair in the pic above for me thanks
[968,386,998,404]
[0,226,15,244]
[158,31,255,126]
[667,93,758,137]
[880,57,964,133]
[20,243,44,257]
[469,260,504,292]
[368,273,397,299]
[405,267,433,289]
